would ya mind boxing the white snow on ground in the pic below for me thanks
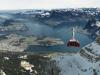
[52,53,100,75]
[51,41,100,75]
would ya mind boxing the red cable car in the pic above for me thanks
[67,28,80,47]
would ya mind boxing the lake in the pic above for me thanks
[23,19,93,52]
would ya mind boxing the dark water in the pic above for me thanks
[23,19,93,52]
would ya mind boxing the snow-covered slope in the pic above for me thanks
[82,41,100,56]
[52,54,100,75]
[52,41,100,75]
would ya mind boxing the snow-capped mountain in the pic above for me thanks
[34,8,96,18]
[14,8,100,19]
[11,8,100,27]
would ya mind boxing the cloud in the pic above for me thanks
[0,0,99,10]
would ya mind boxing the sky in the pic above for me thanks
[0,0,100,10]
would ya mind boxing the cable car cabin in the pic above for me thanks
[67,28,80,47]
[67,39,80,47]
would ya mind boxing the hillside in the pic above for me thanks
[51,40,100,75]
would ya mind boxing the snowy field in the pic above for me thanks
[52,53,100,75]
